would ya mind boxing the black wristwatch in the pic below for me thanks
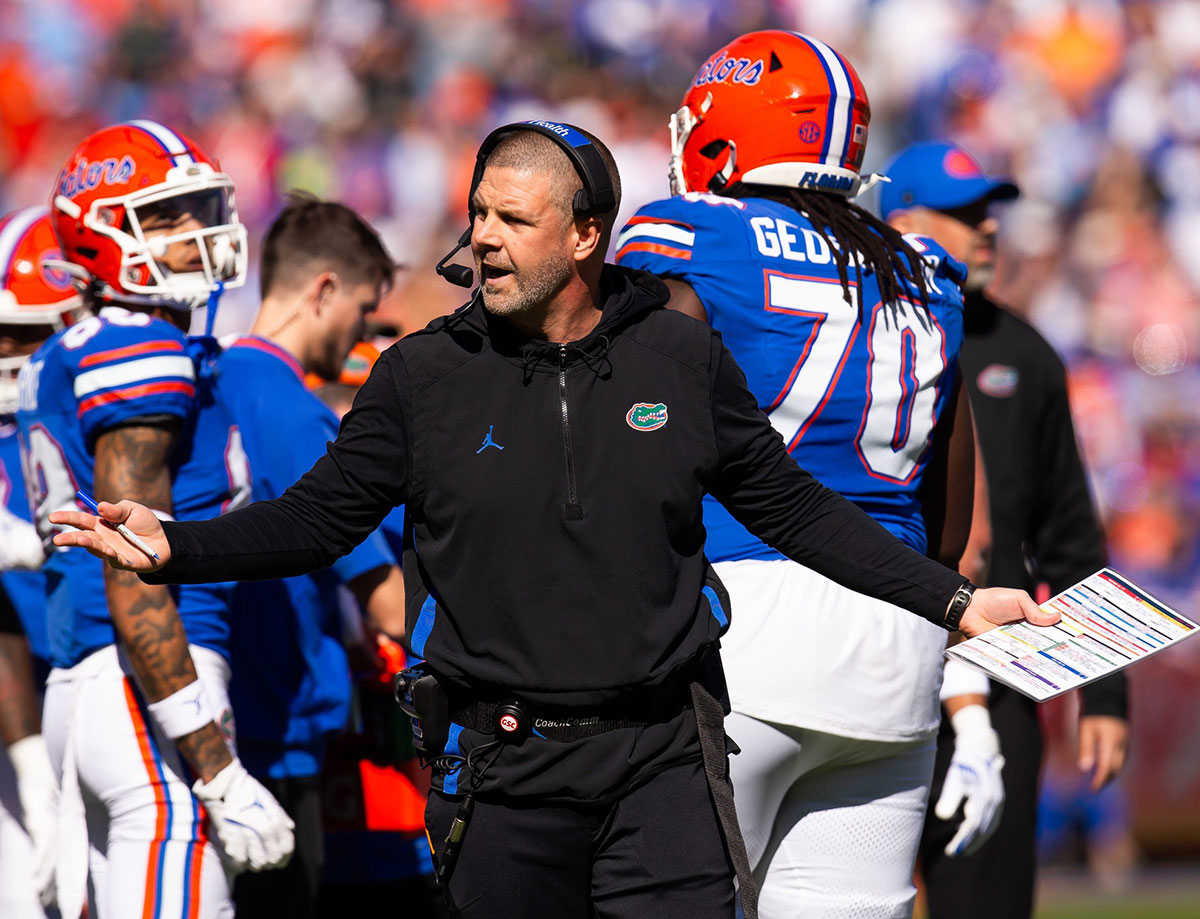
[943,582,977,632]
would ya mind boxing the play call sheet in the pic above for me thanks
[946,568,1198,702]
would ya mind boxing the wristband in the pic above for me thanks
[949,704,1000,754]
[943,582,976,632]
[147,681,215,740]
[940,659,991,701]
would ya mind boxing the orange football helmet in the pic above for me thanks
[50,120,247,310]
[0,206,84,413]
[669,31,878,198]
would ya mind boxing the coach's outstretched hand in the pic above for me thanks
[958,587,1059,638]
[49,499,170,572]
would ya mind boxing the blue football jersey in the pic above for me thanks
[16,306,247,668]
[219,337,396,779]
[0,419,49,667]
[617,192,966,561]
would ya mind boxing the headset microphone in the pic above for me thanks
[435,227,474,288]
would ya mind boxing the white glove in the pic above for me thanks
[0,506,45,570]
[192,758,294,873]
[934,704,1005,857]
[8,734,60,905]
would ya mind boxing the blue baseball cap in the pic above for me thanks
[878,141,1018,218]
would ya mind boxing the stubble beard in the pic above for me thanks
[480,253,574,318]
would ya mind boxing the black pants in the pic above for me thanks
[233,774,325,919]
[424,758,737,919]
[919,683,1043,919]
[317,877,447,919]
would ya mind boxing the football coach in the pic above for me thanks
[51,120,1057,919]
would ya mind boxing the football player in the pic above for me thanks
[17,121,292,918]
[617,31,1001,917]
[0,207,79,916]
[216,197,406,917]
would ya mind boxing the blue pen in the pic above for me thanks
[75,490,161,561]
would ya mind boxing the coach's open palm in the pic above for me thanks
[49,499,171,572]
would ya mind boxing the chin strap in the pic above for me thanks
[187,280,225,383]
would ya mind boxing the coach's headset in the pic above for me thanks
[435,120,617,288]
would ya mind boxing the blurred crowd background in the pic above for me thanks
[3,0,1200,895]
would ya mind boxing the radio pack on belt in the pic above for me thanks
[393,665,450,758]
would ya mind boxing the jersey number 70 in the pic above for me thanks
[764,271,947,484]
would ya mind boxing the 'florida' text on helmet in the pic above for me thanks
[669,31,878,199]
[50,120,248,311]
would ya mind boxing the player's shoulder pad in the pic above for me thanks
[616,193,749,269]
[901,233,968,287]
[55,306,188,373]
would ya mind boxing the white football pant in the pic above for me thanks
[43,644,235,919]
[0,745,46,918]
[728,712,934,919]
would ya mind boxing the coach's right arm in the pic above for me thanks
[53,351,411,583]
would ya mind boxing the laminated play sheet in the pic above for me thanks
[946,568,1197,702]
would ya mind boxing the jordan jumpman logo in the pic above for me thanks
[476,424,504,453]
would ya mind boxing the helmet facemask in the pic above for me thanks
[669,96,707,196]
[56,163,248,311]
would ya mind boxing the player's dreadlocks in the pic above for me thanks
[723,183,930,311]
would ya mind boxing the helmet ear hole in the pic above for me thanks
[675,31,871,196]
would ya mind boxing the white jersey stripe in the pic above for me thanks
[0,206,45,278]
[802,37,852,168]
[126,120,196,166]
[615,222,696,251]
[73,355,196,399]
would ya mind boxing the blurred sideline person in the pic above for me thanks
[310,344,443,918]
[618,30,1004,917]
[0,207,78,916]
[880,141,1130,919]
[218,196,406,918]
[17,121,292,919]
[50,120,1055,919]
[0,581,58,919]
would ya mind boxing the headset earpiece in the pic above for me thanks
[437,119,616,287]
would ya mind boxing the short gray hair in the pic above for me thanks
[483,128,622,244]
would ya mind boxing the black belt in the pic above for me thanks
[448,687,693,742]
